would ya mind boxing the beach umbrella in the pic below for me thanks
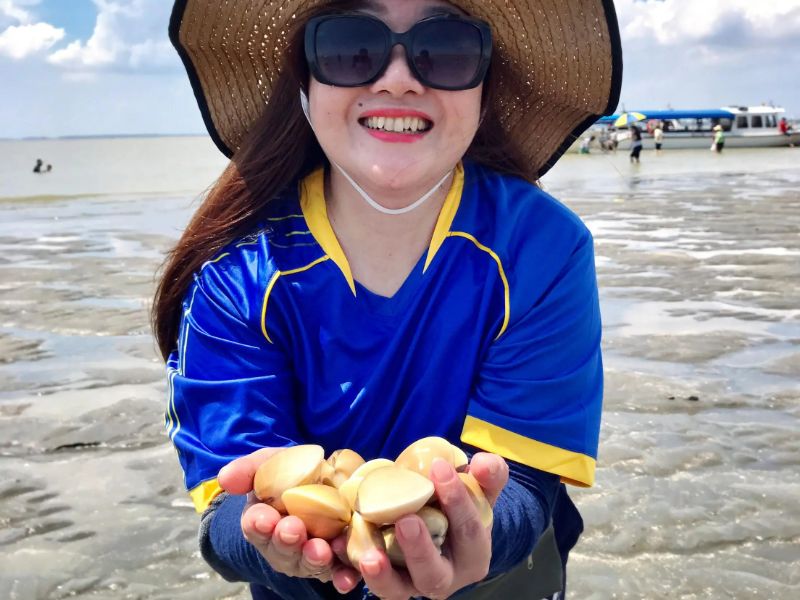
[614,112,647,127]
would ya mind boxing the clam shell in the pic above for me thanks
[395,436,456,478]
[253,445,324,513]
[356,465,434,525]
[458,472,493,529]
[346,511,386,567]
[338,458,394,511]
[282,484,351,540]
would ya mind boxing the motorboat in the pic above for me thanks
[587,106,799,150]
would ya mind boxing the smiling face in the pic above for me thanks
[307,0,483,197]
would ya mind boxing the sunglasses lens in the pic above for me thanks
[314,17,387,86]
[412,20,484,89]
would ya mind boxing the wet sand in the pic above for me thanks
[0,139,798,598]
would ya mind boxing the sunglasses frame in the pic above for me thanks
[305,13,493,91]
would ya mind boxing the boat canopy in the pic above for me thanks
[597,109,735,124]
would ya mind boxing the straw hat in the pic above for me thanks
[170,0,623,178]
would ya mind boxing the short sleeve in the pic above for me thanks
[166,258,300,512]
[460,232,603,487]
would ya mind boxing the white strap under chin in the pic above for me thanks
[300,89,451,216]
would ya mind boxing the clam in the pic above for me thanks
[346,511,386,567]
[451,445,469,471]
[338,458,394,510]
[321,449,365,488]
[355,465,434,525]
[458,472,493,529]
[253,444,325,513]
[382,506,449,568]
[395,436,456,478]
[282,484,352,540]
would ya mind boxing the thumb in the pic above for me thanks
[218,447,284,495]
[467,452,509,507]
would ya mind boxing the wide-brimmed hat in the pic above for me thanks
[170,0,623,178]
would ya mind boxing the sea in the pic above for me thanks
[0,137,798,599]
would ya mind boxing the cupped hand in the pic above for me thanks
[218,448,362,594]
[357,452,509,600]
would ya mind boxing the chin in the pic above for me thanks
[363,161,436,190]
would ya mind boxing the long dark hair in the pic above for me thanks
[152,6,532,361]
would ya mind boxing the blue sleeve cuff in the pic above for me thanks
[200,493,352,598]
[483,455,561,578]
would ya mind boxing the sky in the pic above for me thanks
[2,0,800,138]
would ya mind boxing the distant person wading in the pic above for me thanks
[713,125,725,153]
[32,159,52,174]
[629,125,643,163]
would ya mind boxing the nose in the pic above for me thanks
[369,44,425,96]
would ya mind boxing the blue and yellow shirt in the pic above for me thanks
[166,161,603,512]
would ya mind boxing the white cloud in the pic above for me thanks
[0,0,38,26]
[615,0,800,114]
[618,0,800,47]
[0,21,63,58]
[47,0,176,71]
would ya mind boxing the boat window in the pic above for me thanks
[766,115,777,128]
[720,118,733,132]
[751,115,764,128]
[737,115,749,129]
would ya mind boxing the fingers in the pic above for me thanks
[241,497,282,551]
[466,452,509,507]
[219,447,284,495]
[298,538,334,581]
[264,515,309,572]
[430,459,491,581]
[329,535,363,593]
[395,515,453,599]
[359,549,417,600]
[331,564,362,595]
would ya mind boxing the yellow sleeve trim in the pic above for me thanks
[189,478,224,513]
[300,168,357,295]
[461,416,596,487]
[424,162,465,273]
[448,232,510,340]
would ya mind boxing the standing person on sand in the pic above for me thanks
[156,1,621,598]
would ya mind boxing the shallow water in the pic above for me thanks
[0,138,798,599]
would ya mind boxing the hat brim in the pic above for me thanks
[170,0,622,178]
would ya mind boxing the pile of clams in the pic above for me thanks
[253,436,493,570]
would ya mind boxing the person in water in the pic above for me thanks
[629,125,643,163]
[157,1,622,598]
[713,125,726,153]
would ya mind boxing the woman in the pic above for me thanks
[157,1,622,598]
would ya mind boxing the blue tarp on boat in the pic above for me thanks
[597,109,736,124]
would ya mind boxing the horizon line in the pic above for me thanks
[0,133,210,141]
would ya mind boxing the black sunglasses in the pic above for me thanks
[305,13,492,91]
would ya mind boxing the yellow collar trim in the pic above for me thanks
[300,168,357,295]
[424,162,464,272]
[299,163,465,293]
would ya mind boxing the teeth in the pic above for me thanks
[364,116,431,133]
